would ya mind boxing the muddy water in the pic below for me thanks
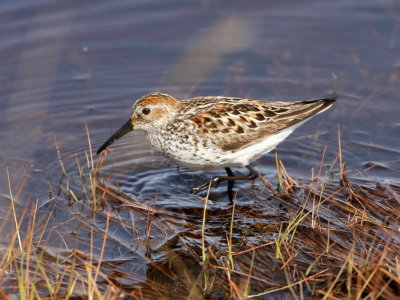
[0,0,399,296]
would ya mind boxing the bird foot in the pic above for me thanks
[191,176,225,194]
[191,166,259,195]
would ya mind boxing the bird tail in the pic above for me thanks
[273,96,336,125]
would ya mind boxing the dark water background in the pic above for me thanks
[0,0,399,296]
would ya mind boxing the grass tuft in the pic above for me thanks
[0,126,399,299]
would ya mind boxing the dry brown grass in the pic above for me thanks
[0,128,399,299]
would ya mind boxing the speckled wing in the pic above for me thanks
[187,97,336,152]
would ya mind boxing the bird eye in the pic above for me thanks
[142,108,151,115]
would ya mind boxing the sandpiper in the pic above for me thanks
[97,92,335,195]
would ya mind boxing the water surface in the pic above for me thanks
[0,0,399,297]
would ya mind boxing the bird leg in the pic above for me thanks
[225,167,235,200]
[225,167,235,193]
[191,166,259,195]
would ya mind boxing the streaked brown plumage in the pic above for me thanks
[97,92,335,193]
[97,92,335,170]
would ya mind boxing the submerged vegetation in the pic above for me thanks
[0,128,399,299]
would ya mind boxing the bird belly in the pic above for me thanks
[146,132,237,170]
[146,120,305,170]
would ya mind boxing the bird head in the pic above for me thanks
[96,92,180,154]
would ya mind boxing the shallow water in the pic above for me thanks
[0,0,399,297]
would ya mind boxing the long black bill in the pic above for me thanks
[96,120,133,154]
